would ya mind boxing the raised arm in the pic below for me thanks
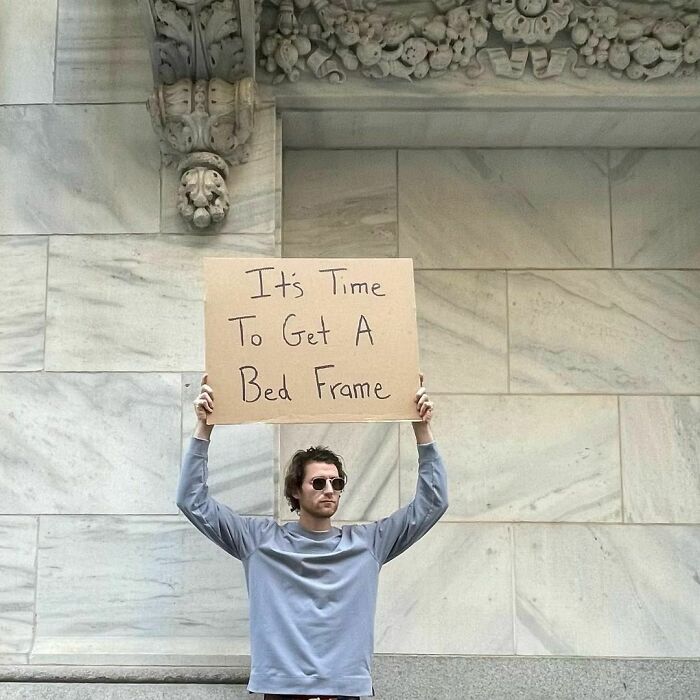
[176,374,272,560]
[366,379,448,564]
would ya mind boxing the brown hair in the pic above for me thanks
[283,446,347,513]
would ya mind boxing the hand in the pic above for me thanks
[412,373,434,444]
[414,373,434,424]
[194,373,214,422]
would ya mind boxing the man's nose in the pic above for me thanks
[322,480,334,494]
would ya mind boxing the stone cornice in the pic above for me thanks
[258,0,700,83]
[136,1,699,228]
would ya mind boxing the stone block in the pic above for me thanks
[400,395,621,522]
[509,270,700,393]
[0,237,47,371]
[45,234,275,371]
[0,106,159,234]
[283,150,397,258]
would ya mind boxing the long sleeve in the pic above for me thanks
[365,441,448,565]
[176,437,273,560]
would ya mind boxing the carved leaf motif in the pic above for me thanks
[155,0,194,46]
[209,37,246,80]
[153,0,194,81]
[201,0,240,47]
[177,166,230,229]
[156,40,192,83]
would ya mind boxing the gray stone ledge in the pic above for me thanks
[0,685,254,699]
[262,72,700,112]
[372,656,700,699]
[280,109,700,148]
[0,666,249,683]
[262,72,700,148]
[1,657,699,699]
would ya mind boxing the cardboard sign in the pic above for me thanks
[204,258,420,424]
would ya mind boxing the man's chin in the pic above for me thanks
[312,503,338,516]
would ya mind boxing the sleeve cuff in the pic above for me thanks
[417,441,438,459]
[189,436,210,457]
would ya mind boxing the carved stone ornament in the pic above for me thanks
[148,77,257,228]
[142,0,259,83]
[256,0,700,82]
[140,0,262,229]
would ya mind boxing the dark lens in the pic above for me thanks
[331,478,345,492]
[311,477,326,490]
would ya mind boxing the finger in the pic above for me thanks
[198,393,214,410]
[201,384,214,397]
[415,386,426,401]
[201,373,208,386]
[194,397,213,413]
[417,392,430,406]
[419,372,424,387]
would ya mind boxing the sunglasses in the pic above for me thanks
[310,476,345,492]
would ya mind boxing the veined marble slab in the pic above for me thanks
[45,234,275,372]
[0,2,56,104]
[0,237,46,371]
[161,106,277,235]
[279,423,399,522]
[515,523,700,656]
[509,270,700,393]
[415,271,507,393]
[282,150,397,258]
[399,149,610,269]
[399,395,620,522]
[0,105,160,234]
[621,396,700,524]
[376,523,513,654]
[182,374,275,516]
[32,516,250,664]
[611,150,700,269]
[0,373,180,514]
[275,115,283,252]
[0,517,37,655]
[55,0,152,104]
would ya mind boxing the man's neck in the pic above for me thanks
[298,512,332,532]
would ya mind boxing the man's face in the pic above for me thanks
[293,461,342,519]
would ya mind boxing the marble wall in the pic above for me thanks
[0,0,698,673]
[0,0,279,667]
[282,147,700,660]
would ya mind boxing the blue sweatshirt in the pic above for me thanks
[176,437,448,697]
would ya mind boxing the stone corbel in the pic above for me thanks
[148,76,256,228]
[139,0,260,229]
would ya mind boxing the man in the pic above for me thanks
[177,374,448,700]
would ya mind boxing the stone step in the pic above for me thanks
[0,684,252,700]
[2,657,699,699]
